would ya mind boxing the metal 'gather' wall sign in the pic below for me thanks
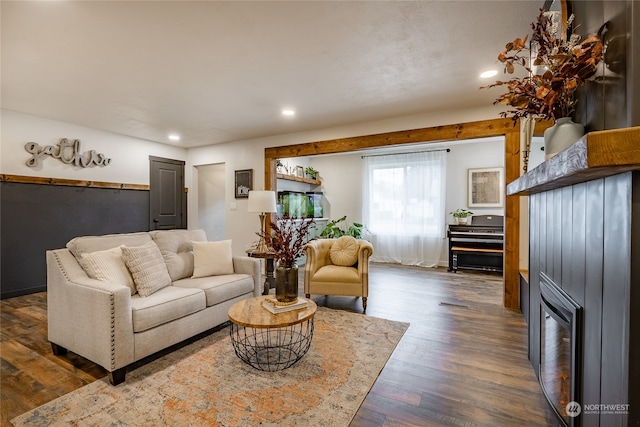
[24,138,111,168]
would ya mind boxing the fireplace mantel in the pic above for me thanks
[507,126,640,196]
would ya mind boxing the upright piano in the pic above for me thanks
[447,215,504,274]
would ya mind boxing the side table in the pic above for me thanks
[246,250,275,296]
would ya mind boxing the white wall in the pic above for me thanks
[308,152,362,226]
[1,109,187,185]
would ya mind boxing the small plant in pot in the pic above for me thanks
[450,209,474,225]
[304,166,318,180]
[275,159,287,174]
[257,215,315,303]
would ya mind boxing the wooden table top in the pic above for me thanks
[228,296,317,328]
[245,250,276,259]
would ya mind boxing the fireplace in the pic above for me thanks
[539,272,583,427]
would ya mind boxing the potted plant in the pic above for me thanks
[275,159,287,174]
[319,215,365,239]
[257,215,315,303]
[304,166,318,180]
[482,9,603,158]
[450,209,473,225]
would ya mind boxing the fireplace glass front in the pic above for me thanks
[539,272,582,427]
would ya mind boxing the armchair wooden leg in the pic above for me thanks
[305,294,310,299]
[362,297,367,312]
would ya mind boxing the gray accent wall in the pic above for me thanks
[1,182,149,299]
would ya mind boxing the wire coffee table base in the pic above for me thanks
[229,318,314,371]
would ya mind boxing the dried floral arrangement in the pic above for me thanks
[482,9,603,122]
[257,215,315,267]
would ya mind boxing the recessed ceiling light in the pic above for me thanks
[480,69,498,79]
[168,134,180,141]
[282,109,295,117]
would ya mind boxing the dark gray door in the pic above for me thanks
[149,156,186,230]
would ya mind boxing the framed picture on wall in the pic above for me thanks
[234,169,253,199]
[468,167,504,208]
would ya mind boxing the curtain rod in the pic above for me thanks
[361,148,450,158]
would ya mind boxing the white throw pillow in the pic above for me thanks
[81,246,136,295]
[192,240,234,278]
[121,241,172,297]
[330,236,359,266]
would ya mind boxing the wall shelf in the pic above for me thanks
[276,173,320,186]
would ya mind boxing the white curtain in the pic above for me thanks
[362,150,446,267]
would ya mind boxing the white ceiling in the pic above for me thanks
[1,1,543,148]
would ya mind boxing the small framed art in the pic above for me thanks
[234,169,253,199]
[468,167,504,208]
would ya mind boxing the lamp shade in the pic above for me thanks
[247,190,277,213]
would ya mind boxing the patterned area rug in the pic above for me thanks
[12,307,408,427]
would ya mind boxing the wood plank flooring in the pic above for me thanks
[0,264,555,426]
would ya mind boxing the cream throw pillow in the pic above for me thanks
[81,246,136,295]
[192,240,234,278]
[121,241,172,297]
[330,236,359,266]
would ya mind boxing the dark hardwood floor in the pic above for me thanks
[0,263,555,426]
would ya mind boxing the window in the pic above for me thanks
[363,150,446,267]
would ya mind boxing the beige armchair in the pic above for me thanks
[303,237,373,311]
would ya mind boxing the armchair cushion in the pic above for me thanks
[330,235,359,266]
[80,246,136,295]
[311,265,360,283]
[122,241,172,297]
[192,240,234,277]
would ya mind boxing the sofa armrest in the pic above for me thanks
[232,256,261,296]
[47,249,134,372]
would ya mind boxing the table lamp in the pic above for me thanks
[247,190,277,253]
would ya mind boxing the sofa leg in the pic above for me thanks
[50,342,68,356]
[362,297,367,312]
[108,368,127,386]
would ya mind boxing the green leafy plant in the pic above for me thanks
[257,215,315,267]
[481,9,603,122]
[275,159,286,173]
[304,166,318,179]
[449,209,474,218]
[320,215,365,239]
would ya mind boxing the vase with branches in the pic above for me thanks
[257,215,315,302]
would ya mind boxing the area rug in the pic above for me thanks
[12,307,408,427]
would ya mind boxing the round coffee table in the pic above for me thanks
[228,296,317,371]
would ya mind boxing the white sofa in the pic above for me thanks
[46,229,260,385]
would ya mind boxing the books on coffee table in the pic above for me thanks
[262,298,308,314]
